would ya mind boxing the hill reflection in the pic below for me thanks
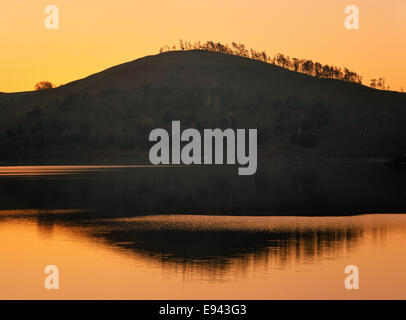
[83,217,365,280]
[1,210,402,281]
[33,213,372,279]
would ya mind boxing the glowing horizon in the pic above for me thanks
[1,0,405,93]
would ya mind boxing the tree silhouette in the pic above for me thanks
[159,40,396,90]
[34,81,54,91]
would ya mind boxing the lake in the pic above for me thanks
[0,161,405,299]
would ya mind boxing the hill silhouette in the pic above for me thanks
[0,50,405,163]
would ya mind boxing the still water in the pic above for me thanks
[0,162,405,299]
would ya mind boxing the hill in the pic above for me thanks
[0,50,405,163]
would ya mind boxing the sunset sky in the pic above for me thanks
[1,0,405,93]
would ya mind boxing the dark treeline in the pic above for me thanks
[160,40,391,89]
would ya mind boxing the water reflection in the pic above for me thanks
[0,210,380,279]
[78,215,367,280]
[0,165,152,176]
[1,210,406,298]
[0,163,405,298]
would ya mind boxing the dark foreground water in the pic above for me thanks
[0,161,405,299]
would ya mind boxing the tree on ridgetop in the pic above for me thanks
[34,81,54,91]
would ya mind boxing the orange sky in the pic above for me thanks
[1,0,405,93]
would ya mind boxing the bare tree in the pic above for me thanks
[179,39,185,51]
